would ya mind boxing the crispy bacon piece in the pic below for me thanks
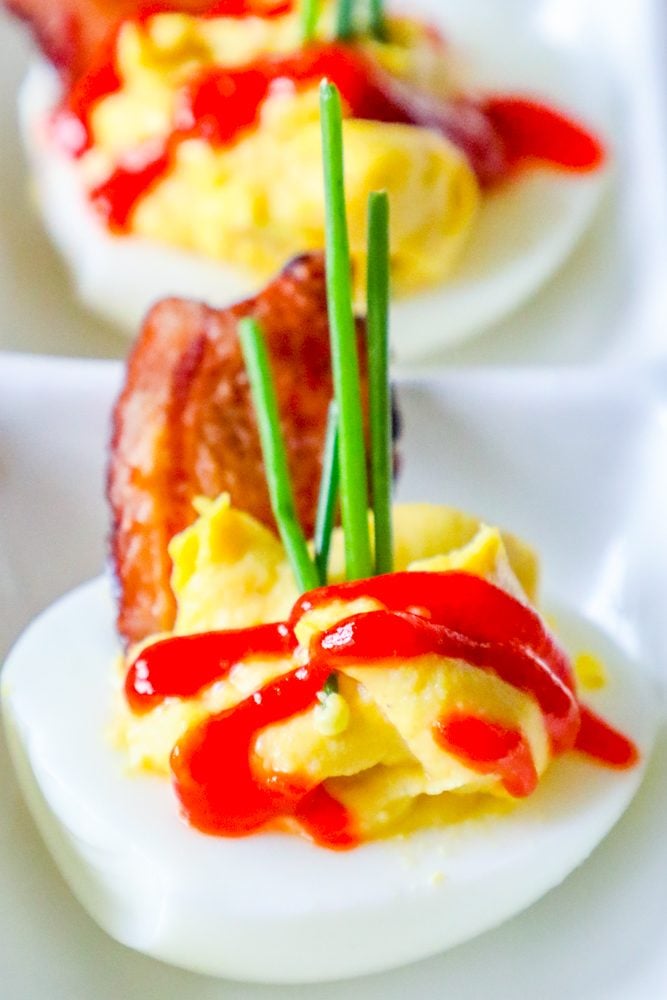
[3,1,288,82]
[108,254,371,647]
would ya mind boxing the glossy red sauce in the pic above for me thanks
[308,574,579,755]
[53,15,605,232]
[483,97,605,174]
[575,705,639,769]
[53,57,122,156]
[125,621,296,714]
[89,43,415,230]
[126,571,638,846]
[194,0,293,14]
[92,147,170,229]
[170,660,359,848]
[434,713,538,798]
[52,0,294,156]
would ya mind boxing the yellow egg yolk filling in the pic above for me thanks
[114,499,556,840]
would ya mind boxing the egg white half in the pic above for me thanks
[1,575,655,983]
[18,5,610,360]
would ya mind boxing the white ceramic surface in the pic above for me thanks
[1,354,666,997]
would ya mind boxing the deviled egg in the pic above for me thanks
[13,0,609,358]
[1,72,649,986]
[0,502,654,982]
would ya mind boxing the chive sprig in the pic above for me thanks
[320,80,373,582]
[239,317,320,594]
[366,191,393,575]
[239,79,394,594]
[335,0,386,42]
[300,0,321,43]
[335,0,356,40]
[369,0,387,41]
[314,401,341,584]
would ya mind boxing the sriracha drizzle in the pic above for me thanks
[53,1,294,157]
[308,572,579,755]
[433,714,538,799]
[170,660,359,849]
[125,571,639,848]
[575,705,639,769]
[125,621,296,714]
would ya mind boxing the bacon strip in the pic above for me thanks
[108,254,372,646]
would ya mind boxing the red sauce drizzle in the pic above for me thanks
[484,96,606,174]
[170,661,359,848]
[126,571,638,847]
[575,705,639,769]
[54,22,605,231]
[89,44,413,230]
[125,621,296,714]
[303,573,638,775]
[51,0,294,157]
[194,0,292,15]
[53,56,122,156]
[308,573,579,755]
[433,713,538,798]
[92,147,171,229]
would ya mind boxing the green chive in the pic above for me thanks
[369,0,387,40]
[301,0,320,43]
[336,0,356,39]
[323,673,339,696]
[314,401,340,585]
[320,81,373,581]
[366,191,393,575]
[239,317,319,594]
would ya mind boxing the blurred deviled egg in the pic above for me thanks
[11,0,609,358]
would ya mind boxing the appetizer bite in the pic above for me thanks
[112,84,641,852]
[9,0,608,356]
[2,82,653,982]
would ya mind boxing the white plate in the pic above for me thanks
[0,0,666,365]
[1,353,666,996]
